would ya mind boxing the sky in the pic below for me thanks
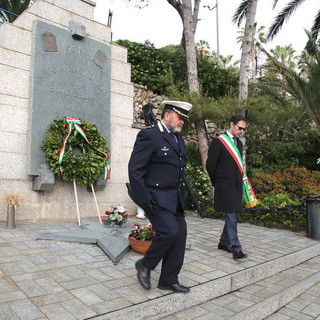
[93,0,319,62]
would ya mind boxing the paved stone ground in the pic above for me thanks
[0,213,320,320]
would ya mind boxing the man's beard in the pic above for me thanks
[172,125,182,133]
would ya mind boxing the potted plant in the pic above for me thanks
[128,223,155,254]
[102,204,128,227]
[1,192,24,229]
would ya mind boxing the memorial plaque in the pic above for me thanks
[29,21,111,176]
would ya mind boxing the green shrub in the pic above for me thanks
[185,142,213,212]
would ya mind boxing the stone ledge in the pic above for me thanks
[91,243,320,320]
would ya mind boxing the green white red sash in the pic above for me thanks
[217,133,258,208]
[58,118,110,180]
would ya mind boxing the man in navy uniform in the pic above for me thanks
[128,100,192,293]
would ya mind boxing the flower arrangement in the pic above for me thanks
[129,223,155,241]
[102,204,128,226]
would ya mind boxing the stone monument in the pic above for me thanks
[0,0,137,221]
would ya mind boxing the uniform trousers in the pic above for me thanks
[142,205,187,285]
[219,212,242,252]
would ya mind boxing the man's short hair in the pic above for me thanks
[230,114,246,125]
[161,108,174,119]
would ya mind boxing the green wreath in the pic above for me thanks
[42,118,110,186]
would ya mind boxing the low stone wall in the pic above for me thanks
[132,84,219,141]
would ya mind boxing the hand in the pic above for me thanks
[141,200,157,217]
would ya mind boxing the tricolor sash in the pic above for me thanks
[58,118,110,180]
[217,134,258,208]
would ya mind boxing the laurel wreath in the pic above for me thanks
[42,118,110,186]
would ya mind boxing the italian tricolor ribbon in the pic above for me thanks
[58,118,110,180]
[217,134,258,208]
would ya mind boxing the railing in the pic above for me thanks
[185,175,306,221]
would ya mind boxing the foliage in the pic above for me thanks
[184,142,213,211]
[227,94,320,172]
[102,204,128,226]
[198,57,239,99]
[205,167,319,231]
[257,32,320,133]
[129,223,155,241]
[0,0,30,22]
[233,1,320,41]
[42,118,109,187]
[115,40,170,94]
[159,44,188,91]
[240,193,305,231]
[250,167,320,201]
[116,39,240,98]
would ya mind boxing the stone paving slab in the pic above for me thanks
[0,213,320,320]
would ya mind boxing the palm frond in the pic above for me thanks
[232,0,248,27]
[310,10,320,40]
[267,0,306,40]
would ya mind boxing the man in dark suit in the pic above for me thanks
[206,115,248,260]
[128,100,192,293]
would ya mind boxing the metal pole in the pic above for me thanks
[216,0,220,65]
[204,2,220,65]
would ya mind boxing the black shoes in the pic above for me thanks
[158,283,190,293]
[233,251,248,260]
[135,259,190,293]
[135,259,151,290]
[218,242,233,253]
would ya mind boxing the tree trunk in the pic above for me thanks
[238,0,258,168]
[167,0,209,167]
[239,0,258,100]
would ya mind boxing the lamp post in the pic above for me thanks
[204,0,220,65]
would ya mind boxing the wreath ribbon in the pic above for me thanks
[58,117,110,180]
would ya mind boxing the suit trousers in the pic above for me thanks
[220,212,242,252]
[142,205,187,285]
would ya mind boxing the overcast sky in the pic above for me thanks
[94,0,319,61]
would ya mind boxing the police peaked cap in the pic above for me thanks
[162,100,193,120]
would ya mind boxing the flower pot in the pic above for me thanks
[128,235,152,254]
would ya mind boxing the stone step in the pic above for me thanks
[91,244,320,320]
[154,256,320,320]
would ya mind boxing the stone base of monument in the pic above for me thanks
[36,220,131,264]
[32,168,55,191]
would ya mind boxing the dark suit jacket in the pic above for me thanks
[206,134,243,212]
[128,121,187,213]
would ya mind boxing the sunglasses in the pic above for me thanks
[235,124,246,131]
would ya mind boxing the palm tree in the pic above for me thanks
[0,0,30,22]
[233,0,258,101]
[259,44,297,97]
[234,0,320,41]
[236,22,267,82]
[196,40,210,59]
[268,0,320,41]
[259,32,320,134]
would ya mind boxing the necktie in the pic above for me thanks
[170,133,178,144]
[233,137,237,146]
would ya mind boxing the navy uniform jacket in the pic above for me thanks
[128,121,187,213]
[206,135,243,213]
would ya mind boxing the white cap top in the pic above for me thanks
[161,100,193,120]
